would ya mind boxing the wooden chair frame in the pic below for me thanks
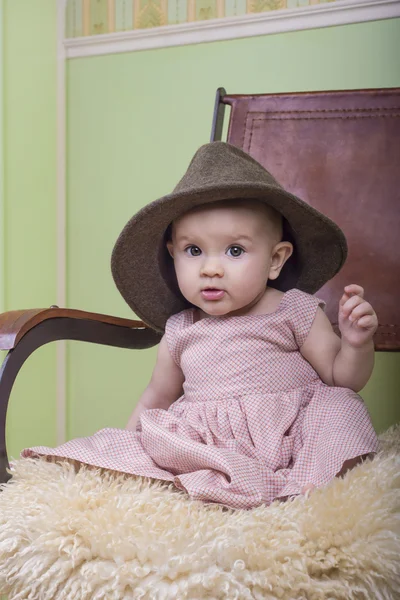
[1,86,399,485]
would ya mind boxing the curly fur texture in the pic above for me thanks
[0,425,399,600]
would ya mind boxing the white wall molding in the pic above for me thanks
[65,0,400,58]
[56,0,68,445]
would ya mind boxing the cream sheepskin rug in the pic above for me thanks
[0,425,399,600]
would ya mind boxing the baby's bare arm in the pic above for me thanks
[126,335,184,431]
[300,308,374,392]
[300,308,341,386]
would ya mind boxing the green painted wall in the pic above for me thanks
[2,0,57,460]
[0,3,4,321]
[2,13,400,462]
[67,18,400,441]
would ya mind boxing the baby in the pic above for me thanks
[126,198,377,498]
[23,142,380,509]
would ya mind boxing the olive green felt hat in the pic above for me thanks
[111,142,347,333]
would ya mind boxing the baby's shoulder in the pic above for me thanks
[165,308,194,337]
[260,287,324,317]
[283,288,325,312]
[282,288,326,347]
[164,309,194,364]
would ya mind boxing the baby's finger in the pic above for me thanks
[339,293,350,308]
[348,302,374,322]
[355,314,376,329]
[344,284,364,298]
[341,295,364,317]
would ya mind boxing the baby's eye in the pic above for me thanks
[227,246,245,258]
[185,245,202,257]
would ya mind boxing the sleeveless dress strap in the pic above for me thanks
[164,311,188,366]
[285,288,326,348]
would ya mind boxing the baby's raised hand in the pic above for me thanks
[339,284,378,348]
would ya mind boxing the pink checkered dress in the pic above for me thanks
[22,288,379,510]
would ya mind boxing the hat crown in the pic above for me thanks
[173,142,282,195]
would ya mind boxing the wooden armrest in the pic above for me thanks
[0,307,147,351]
[0,308,161,484]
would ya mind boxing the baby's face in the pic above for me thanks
[167,201,291,318]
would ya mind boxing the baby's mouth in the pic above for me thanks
[201,288,225,301]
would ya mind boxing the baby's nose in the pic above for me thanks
[200,258,224,277]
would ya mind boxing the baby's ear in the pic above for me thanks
[268,241,293,280]
[166,240,174,258]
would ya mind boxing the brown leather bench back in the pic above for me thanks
[222,89,400,351]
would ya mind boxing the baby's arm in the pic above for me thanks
[300,285,377,393]
[126,335,184,431]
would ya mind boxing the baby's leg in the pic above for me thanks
[47,455,85,471]
[335,452,374,478]
[301,452,374,496]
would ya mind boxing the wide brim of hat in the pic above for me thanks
[111,182,347,333]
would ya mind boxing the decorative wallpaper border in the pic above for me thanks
[64,0,400,57]
[66,0,338,35]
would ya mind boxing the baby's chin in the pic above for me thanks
[191,300,251,319]
[187,299,230,318]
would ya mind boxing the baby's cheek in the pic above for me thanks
[177,271,198,301]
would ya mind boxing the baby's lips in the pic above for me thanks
[201,289,225,301]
